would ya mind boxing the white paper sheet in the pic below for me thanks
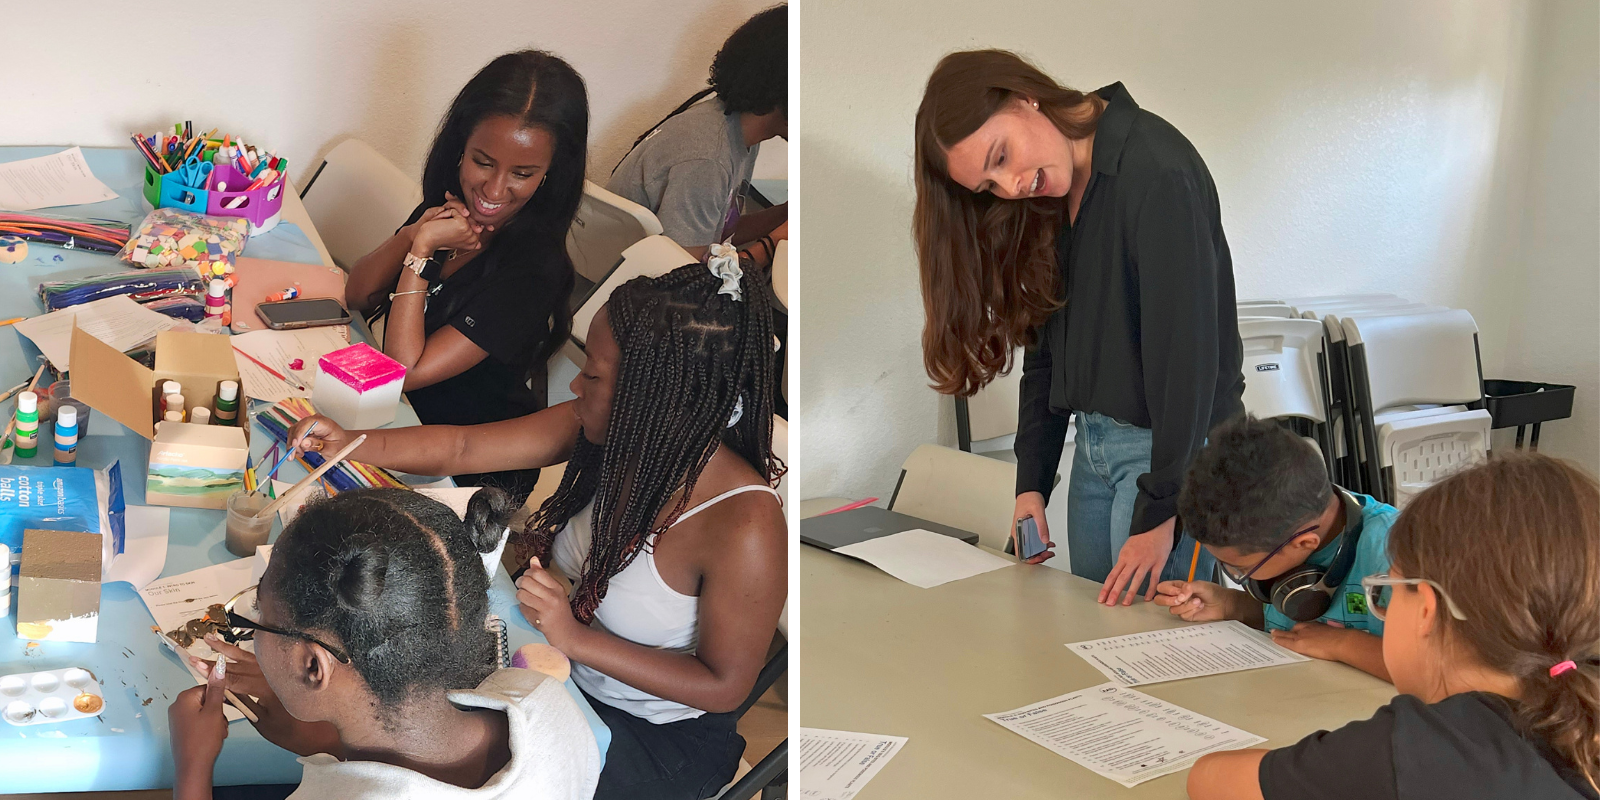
[0,147,119,211]
[229,326,351,402]
[138,558,263,721]
[985,683,1267,788]
[833,528,1012,588]
[14,295,184,371]
[1066,620,1310,686]
[798,728,908,799]
[270,479,323,528]
[103,505,170,588]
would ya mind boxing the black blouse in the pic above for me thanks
[1014,82,1245,537]
[393,203,558,428]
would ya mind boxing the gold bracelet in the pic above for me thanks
[388,289,428,300]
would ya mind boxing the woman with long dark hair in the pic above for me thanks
[914,49,1243,605]
[344,50,586,504]
[290,261,786,800]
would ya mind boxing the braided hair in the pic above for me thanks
[516,262,784,623]
[266,487,514,722]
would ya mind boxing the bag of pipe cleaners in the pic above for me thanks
[0,213,131,255]
[117,207,247,278]
[39,268,205,313]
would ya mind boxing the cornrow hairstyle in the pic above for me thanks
[1178,414,1333,552]
[267,487,514,721]
[517,262,784,623]
[612,5,787,173]
[415,49,587,369]
[1388,453,1600,791]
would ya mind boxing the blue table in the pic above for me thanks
[0,147,609,793]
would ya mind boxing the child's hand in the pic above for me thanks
[192,635,344,758]
[1154,580,1229,621]
[516,558,583,652]
[1271,621,1349,661]
[168,655,230,782]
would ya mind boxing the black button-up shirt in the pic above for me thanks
[1014,82,1245,537]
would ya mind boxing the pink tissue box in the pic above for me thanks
[313,344,406,429]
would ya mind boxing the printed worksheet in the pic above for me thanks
[798,728,908,800]
[1066,620,1309,686]
[986,684,1266,787]
[14,295,185,371]
[833,528,1012,588]
[230,326,351,402]
[0,147,119,210]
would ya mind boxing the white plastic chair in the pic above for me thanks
[888,443,1017,552]
[956,349,1025,456]
[299,139,423,271]
[566,181,663,286]
[1343,309,1487,505]
[564,234,697,367]
[1238,317,1334,476]
[1237,304,1296,319]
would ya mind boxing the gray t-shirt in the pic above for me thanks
[607,95,757,249]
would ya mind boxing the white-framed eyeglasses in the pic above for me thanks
[1361,572,1469,622]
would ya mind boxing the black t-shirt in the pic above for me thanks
[391,203,557,428]
[1259,692,1596,800]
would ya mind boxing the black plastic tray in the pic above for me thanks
[1483,380,1574,429]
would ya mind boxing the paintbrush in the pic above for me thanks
[149,627,259,723]
[254,434,366,520]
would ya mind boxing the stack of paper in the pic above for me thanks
[834,528,1012,588]
[13,295,185,371]
[0,147,118,211]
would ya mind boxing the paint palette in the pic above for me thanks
[1,667,105,726]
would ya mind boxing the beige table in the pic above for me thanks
[800,510,1395,798]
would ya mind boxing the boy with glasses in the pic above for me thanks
[1155,415,1398,681]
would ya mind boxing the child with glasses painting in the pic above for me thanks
[1188,453,1600,799]
[163,488,601,800]
[1153,414,1398,681]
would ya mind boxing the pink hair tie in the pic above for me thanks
[1550,660,1577,678]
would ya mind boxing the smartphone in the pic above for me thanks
[256,298,352,330]
[1016,516,1046,560]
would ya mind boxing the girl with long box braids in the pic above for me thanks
[289,259,787,800]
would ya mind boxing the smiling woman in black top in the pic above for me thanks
[914,49,1242,605]
[345,50,586,504]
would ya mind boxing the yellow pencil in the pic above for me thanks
[0,317,28,327]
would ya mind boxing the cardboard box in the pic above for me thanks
[70,328,249,509]
[16,529,101,643]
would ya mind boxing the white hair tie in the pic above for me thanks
[707,241,744,302]
[727,395,744,428]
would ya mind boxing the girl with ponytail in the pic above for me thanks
[288,259,786,800]
[1189,452,1600,800]
[165,488,600,799]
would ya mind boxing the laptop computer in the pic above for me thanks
[801,505,980,550]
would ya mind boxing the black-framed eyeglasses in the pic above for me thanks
[222,585,352,664]
[1218,523,1320,583]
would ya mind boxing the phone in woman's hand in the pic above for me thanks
[1016,516,1047,560]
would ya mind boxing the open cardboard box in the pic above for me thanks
[70,328,249,509]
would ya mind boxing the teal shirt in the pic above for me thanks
[1263,492,1397,635]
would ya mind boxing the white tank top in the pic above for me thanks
[551,484,780,724]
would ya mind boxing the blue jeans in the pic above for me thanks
[1066,412,1215,592]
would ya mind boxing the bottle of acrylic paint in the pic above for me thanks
[163,410,183,423]
[53,405,77,467]
[165,393,186,422]
[14,392,38,459]
[190,407,211,425]
[214,381,239,426]
[204,279,227,320]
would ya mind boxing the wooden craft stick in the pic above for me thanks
[151,627,259,723]
[255,434,366,520]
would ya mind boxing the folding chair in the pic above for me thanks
[564,234,697,367]
[715,644,789,800]
[1237,304,1296,319]
[889,443,1017,552]
[566,180,663,291]
[954,349,1024,457]
[1237,317,1335,477]
[1343,309,1489,505]
[299,138,423,271]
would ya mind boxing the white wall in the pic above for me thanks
[0,0,773,187]
[801,0,1598,506]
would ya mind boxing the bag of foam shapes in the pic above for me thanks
[117,208,247,279]
[0,462,125,581]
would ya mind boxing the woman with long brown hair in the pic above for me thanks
[1188,452,1600,799]
[914,49,1243,605]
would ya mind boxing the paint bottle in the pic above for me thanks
[14,392,38,459]
[214,381,239,425]
[53,406,77,467]
[204,279,227,319]
[190,407,211,425]
[165,393,186,421]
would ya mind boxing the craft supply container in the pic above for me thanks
[142,163,284,236]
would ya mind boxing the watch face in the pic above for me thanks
[419,258,444,282]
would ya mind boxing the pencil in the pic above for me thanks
[1186,540,1201,583]
[232,347,307,392]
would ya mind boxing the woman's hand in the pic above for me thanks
[516,557,585,653]
[168,655,230,797]
[288,414,351,457]
[1100,516,1176,605]
[1153,580,1230,622]
[192,636,345,759]
[411,192,485,255]
[1012,492,1055,564]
